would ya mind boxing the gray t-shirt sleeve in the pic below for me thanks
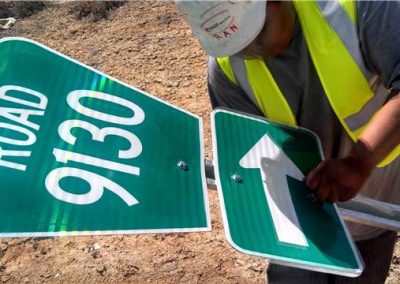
[357,1,400,90]
[207,57,263,116]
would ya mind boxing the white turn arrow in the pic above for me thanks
[240,134,308,247]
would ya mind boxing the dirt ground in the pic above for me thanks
[0,1,399,283]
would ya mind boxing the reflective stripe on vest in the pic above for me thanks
[216,0,399,167]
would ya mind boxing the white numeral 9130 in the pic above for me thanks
[45,90,144,206]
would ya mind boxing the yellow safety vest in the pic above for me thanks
[217,0,399,167]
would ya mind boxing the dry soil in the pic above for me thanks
[0,2,399,283]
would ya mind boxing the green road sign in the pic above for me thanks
[212,109,363,277]
[0,37,210,237]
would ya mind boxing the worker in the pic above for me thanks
[175,1,400,283]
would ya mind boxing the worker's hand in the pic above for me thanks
[304,156,373,203]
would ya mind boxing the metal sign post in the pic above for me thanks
[0,37,210,237]
[205,161,400,232]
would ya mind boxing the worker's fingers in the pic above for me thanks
[312,179,329,201]
[326,185,340,203]
[313,173,333,201]
[314,185,330,202]
[338,186,356,202]
[305,164,323,190]
[305,173,321,191]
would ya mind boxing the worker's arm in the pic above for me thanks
[304,92,400,202]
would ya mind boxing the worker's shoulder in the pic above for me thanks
[207,56,218,71]
[207,56,226,83]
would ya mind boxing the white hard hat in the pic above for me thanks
[176,1,267,57]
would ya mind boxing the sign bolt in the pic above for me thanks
[231,173,243,183]
[306,192,319,203]
[177,161,189,171]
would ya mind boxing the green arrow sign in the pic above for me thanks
[0,37,210,237]
[212,109,363,277]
